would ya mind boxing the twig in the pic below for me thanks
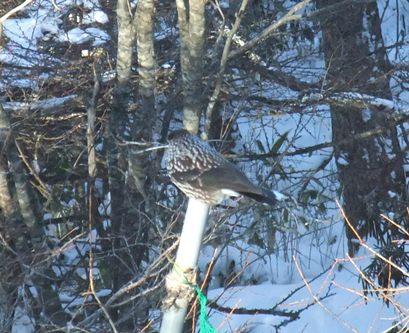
[293,255,359,333]
[88,247,118,333]
[381,213,409,237]
[337,202,409,283]
[76,242,177,329]
[228,0,311,59]
[0,0,34,37]
[205,0,249,137]
[239,118,409,161]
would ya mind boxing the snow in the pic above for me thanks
[83,10,109,24]
[361,108,372,122]
[11,306,34,333]
[59,27,91,44]
[331,92,397,110]
[377,0,409,63]
[58,27,110,46]
[0,0,110,68]
[2,95,77,112]
[59,288,112,308]
[272,190,288,201]
[101,70,116,83]
[336,154,349,166]
[85,27,110,46]
[205,249,409,332]
[3,16,58,50]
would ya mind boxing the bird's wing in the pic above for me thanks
[170,168,204,182]
[197,163,264,195]
[201,165,277,204]
[170,160,276,205]
[170,159,256,190]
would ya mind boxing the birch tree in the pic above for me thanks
[107,0,157,327]
[176,0,206,133]
[0,104,65,331]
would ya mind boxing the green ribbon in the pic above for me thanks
[194,285,218,333]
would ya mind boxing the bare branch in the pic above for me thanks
[0,0,34,37]
[205,0,249,137]
[228,0,311,59]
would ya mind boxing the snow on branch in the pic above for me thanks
[329,92,397,111]
[301,91,409,115]
[2,95,78,112]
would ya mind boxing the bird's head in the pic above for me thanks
[167,129,205,152]
[168,129,192,142]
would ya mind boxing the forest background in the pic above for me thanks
[0,0,409,332]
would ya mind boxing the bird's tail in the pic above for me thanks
[240,188,277,206]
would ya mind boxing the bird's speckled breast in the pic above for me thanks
[165,135,225,175]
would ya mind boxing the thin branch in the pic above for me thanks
[304,0,374,21]
[325,91,405,112]
[294,256,360,333]
[205,0,249,137]
[77,242,178,329]
[88,248,118,333]
[0,0,34,37]
[337,202,409,279]
[228,0,311,59]
[238,124,396,161]
[209,302,300,318]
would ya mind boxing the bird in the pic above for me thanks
[164,129,277,205]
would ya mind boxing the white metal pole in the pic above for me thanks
[160,198,210,333]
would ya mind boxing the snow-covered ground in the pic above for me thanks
[201,226,409,332]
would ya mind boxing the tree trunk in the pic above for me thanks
[132,0,156,198]
[86,57,101,236]
[176,0,206,133]
[107,0,136,321]
[108,0,157,327]
[317,0,407,255]
[0,104,66,330]
[0,106,21,332]
[160,2,209,332]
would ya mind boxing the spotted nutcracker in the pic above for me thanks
[165,129,277,205]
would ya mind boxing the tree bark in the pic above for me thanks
[132,0,156,195]
[127,0,157,324]
[107,0,136,321]
[176,0,206,133]
[87,56,101,236]
[0,104,66,330]
[108,0,157,327]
